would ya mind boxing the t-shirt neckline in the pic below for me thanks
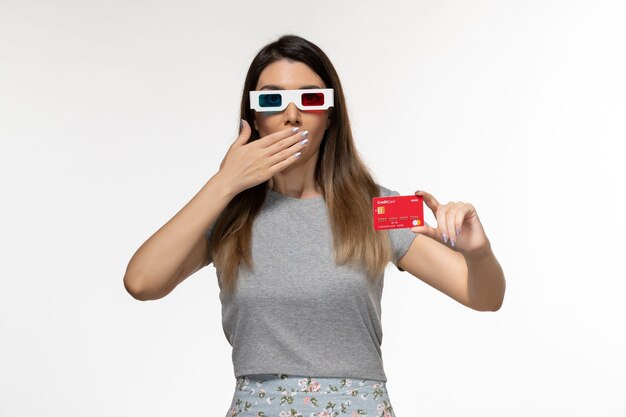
[266,188,325,203]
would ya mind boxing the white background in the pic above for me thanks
[1,0,625,416]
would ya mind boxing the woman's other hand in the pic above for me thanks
[410,190,491,258]
[216,119,310,195]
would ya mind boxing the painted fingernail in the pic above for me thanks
[456,227,461,236]
[451,239,455,247]
[300,138,309,146]
[294,151,302,158]
[300,130,309,139]
[291,127,300,133]
[442,233,448,243]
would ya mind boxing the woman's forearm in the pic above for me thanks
[465,244,506,311]
[123,172,236,300]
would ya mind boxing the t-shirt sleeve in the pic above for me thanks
[378,184,420,272]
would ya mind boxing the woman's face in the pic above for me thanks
[253,59,332,158]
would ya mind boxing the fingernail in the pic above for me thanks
[291,127,300,133]
[442,233,448,243]
[300,138,309,146]
[451,239,455,247]
[456,227,460,236]
[294,151,302,159]
[300,130,309,139]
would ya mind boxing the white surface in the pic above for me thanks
[1,0,624,416]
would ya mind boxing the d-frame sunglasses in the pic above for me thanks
[249,88,334,112]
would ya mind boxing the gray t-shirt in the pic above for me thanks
[205,184,417,381]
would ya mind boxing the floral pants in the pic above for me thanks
[225,373,396,417]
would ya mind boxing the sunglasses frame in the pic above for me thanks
[249,88,334,112]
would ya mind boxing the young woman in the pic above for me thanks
[124,34,506,417]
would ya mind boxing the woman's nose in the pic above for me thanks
[283,102,302,125]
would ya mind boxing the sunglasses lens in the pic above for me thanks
[301,92,325,107]
[259,93,282,108]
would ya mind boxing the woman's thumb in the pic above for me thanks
[234,119,252,145]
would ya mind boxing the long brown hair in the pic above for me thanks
[210,34,394,293]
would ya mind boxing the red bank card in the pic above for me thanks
[372,194,424,230]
